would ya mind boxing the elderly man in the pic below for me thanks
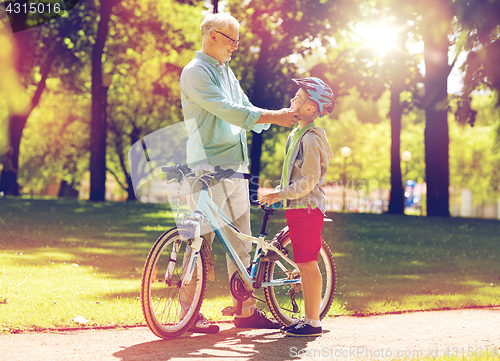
[180,12,298,333]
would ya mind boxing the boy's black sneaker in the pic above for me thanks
[280,319,302,333]
[284,321,322,337]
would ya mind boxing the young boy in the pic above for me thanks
[260,77,335,337]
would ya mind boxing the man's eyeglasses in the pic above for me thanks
[214,30,239,47]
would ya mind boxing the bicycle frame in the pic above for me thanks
[181,182,301,291]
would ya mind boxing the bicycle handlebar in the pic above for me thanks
[161,164,252,180]
[161,164,282,213]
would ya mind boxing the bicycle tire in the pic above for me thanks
[141,226,207,339]
[263,228,336,326]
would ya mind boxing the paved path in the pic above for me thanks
[1,307,499,360]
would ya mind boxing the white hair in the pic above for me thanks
[200,13,240,36]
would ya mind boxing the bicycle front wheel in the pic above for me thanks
[263,228,336,326]
[141,226,207,339]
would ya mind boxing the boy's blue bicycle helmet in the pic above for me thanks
[292,77,336,118]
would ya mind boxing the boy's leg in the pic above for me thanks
[285,207,324,335]
[296,261,322,321]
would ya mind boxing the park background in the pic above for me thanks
[1,0,500,337]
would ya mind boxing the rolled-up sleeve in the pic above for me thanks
[241,84,270,134]
[181,67,262,130]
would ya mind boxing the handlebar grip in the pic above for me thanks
[161,166,175,173]
[162,164,192,174]
[261,200,283,212]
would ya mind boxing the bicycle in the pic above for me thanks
[140,164,336,339]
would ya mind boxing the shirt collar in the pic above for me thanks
[195,51,228,67]
[304,121,316,130]
[293,121,316,133]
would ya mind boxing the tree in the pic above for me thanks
[104,0,203,200]
[413,0,500,216]
[353,0,490,217]
[89,0,119,201]
[415,0,454,217]
[2,0,206,200]
[1,0,93,195]
[352,6,422,215]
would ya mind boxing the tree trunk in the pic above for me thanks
[424,77,450,216]
[9,114,27,172]
[212,0,219,13]
[7,60,51,193]
[387,87,405,214]
[249,132,263,204]
[422,3,453,217]
[89,0,115,202]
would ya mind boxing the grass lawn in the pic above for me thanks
[1,197,500,333]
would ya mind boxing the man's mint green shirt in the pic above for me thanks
[181,51,270,167]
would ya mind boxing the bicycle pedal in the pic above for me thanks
[221,306,237,316]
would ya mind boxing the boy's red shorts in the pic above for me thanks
[286,206,324,264]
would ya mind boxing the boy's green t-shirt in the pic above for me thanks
[280,122,317,209]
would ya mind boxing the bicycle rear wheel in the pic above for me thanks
[263,228,336,326]
[141,226,207,339]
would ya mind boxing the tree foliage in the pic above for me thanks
[454,0,500,123]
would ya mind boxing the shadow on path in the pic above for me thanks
[113,325,328,361]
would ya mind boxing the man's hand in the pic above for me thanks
[257,108,299,127]
[273,108,299,127]
[259,191,281,207]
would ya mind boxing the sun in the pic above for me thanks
[356,21,400,57]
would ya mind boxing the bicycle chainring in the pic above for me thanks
[230,272,253,302]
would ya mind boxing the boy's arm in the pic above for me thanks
[259,191,281,206]
[278,135,323,200]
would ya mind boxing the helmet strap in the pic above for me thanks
[298,112,319,122]
[295,97,319,122]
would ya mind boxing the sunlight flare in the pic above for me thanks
[358,21,400,57]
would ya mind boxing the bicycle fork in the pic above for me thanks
[181,224,203,286]
[164,240,181,286]
[164,213,207,287]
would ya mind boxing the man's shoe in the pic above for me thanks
[233,309,280,329]
[284,321,322,337]
[280,318,302,333]
[189,313,220,334]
